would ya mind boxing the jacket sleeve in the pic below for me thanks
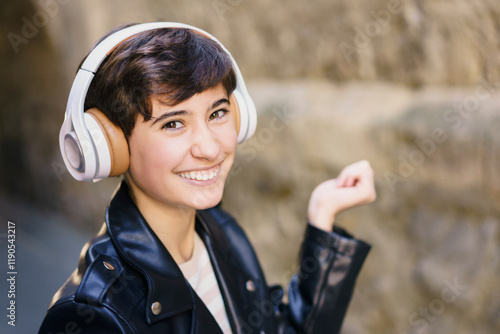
[277,223,371,334]
[38,299,135,334]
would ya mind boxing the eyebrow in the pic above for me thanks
[151,98,230,126]
[211,98,230,110]
[151,110,187,126]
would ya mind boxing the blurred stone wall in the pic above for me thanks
[29,0,500,86]
[3,0,500,223]
[227,81,500,333]
[1,0,499,333]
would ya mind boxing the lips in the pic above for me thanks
[177,165,220,181]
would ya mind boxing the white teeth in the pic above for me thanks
[178,167,219,181]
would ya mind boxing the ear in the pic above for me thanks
[86,108,130,176]
[229,93,241,135]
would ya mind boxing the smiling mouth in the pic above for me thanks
[177,165,220,181]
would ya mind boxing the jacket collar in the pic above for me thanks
[106,181,196,324]
[105,181,235,326]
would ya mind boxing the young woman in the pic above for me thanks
[39,22,376,334]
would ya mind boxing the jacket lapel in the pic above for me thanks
[196,209,259,334]
[106,181,254,333]
[106,182,195,325]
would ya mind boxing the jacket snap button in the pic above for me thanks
[151,302,162,315]
[246,280,255,292]
[103,261,115,271]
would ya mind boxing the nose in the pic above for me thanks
[190,124,221,161]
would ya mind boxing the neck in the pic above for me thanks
[125,175,196,264]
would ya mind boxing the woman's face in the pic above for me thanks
[126,83,238,211]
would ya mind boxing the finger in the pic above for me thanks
[335,172,346,188]
[338,168,361,187]
[336,167,355,187]
[337,160,374,187]
[345,175,357,187]
[356,174,376,202]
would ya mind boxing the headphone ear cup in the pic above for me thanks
[229,94,241,136]
[232,90,252,143]
[86,108,129,177]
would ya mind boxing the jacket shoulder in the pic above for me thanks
[41,228,147,333]
[39,297,136,334]
[47,230,123,305]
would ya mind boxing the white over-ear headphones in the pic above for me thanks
[60,22,257,182]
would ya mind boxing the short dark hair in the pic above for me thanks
[83,26,237,138]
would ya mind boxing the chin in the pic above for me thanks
[190,199,221,211]
[188,189,223,210]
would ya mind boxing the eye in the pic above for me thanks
[162,120,183,130]
[209,109,229,120]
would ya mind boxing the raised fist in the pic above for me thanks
[307,160,376,231]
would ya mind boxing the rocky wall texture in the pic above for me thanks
[30,0,500,86]
[223,80,500,333]
[3,0,500,218]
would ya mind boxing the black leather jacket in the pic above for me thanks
[39,181,371,334]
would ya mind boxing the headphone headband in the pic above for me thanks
[60,22,256,181]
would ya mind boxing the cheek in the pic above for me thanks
[220,122,238,154]
[128,135,185,179]
[225,135,237,155]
